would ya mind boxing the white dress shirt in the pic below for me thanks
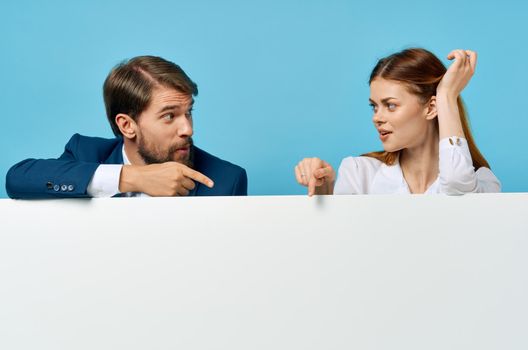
[86,146,149,197]
[334,137,501,195]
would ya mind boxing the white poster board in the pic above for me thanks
[1,194,527,349]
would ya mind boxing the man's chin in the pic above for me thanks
[172,153,193,168]
[174,157,192,167]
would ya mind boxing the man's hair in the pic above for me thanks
[103,56,198,136]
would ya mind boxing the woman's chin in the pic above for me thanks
[382,144,401,153]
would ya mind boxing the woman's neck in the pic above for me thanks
[399,130,439,194]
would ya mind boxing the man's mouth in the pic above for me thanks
[169,138,194,163]
[175,146,190,155]
[174,142,191,152]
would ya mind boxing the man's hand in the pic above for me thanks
[119,162,214,196]
[294,157,335,196]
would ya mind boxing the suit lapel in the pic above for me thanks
[188,184,199,196]
[103,139,124,164]
[188,145,203,197]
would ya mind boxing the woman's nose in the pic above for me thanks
[372,111,385,125]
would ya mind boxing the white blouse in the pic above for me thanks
[334,137,501,195]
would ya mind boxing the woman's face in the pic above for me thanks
[369,78,434,152]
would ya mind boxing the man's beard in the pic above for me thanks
[138,136,194,168]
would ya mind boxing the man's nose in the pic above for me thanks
[177,116,193,137]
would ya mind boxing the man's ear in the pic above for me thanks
[425,96,438,121]
[115,114,137,139]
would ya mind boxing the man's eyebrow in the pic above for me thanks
[157,100,194,114]
[157,105,180,114]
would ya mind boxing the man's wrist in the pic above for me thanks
[119,165,141,193]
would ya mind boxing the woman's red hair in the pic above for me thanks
[363,48,490,170]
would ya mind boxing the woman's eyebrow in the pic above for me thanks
[369,97,397,104]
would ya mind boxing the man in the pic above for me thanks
[6,56,247,198]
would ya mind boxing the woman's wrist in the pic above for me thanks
[314,180,334,195]
[436,91,465,138]
[436,90,459,103]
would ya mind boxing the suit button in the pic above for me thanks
[67,185,75,192]
[60,184,68,192]
[53,184,60,192]
[46,182,53,189]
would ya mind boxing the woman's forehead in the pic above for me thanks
[370,78,417,101]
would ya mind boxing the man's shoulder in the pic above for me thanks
[67,133,121,148]
[65,133,123,162]
[193,146,246,175]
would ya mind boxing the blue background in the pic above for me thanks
[1,0,526,197]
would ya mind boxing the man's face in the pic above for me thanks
[135,86,194,167]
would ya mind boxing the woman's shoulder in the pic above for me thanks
[339,155,384,169]
[334,156,385,194]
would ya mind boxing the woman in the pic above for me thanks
[295,48,500,195]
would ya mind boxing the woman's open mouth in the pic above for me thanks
[378,130,392,141]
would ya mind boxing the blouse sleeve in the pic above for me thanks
[438,137,501,194]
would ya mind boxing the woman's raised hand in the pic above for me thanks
[437,49,477,98]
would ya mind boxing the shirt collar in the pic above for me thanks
[378,156,439,194]
[122,145,131,166]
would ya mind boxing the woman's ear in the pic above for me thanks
[425,96,438,120]
[115,114,137,139]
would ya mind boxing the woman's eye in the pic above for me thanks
[387,103,396,111]
[369,104,377,112]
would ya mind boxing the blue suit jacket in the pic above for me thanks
[6,134,247,199]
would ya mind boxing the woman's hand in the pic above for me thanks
[437,49,477,99]
[294,157,335,196]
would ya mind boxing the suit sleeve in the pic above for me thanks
[231,168,248,196]
[5,134,101,199]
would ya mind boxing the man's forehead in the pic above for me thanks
[151,86,193,108]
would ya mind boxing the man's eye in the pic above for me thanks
[185,110,193,118]
[163,113,174,121]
